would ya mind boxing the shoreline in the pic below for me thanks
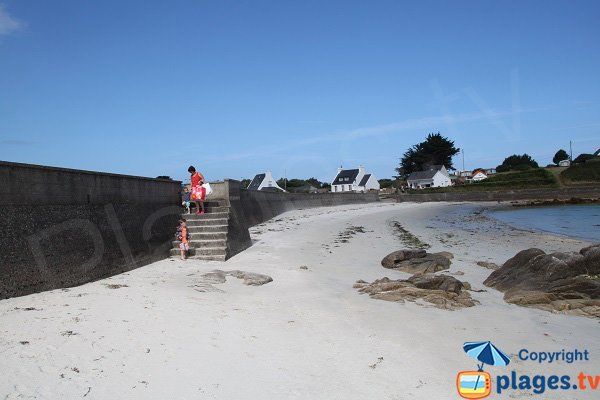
[478,202,600,243]
[1,201,598,399]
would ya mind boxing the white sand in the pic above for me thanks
[1,202,599,399]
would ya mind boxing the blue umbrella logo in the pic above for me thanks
[462,341,510,397]
[463,341,511,371]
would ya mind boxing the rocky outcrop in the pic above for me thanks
[354,274,478,310]
[226,270,274,286]
[484,244,600,318]
[192,270,273,292]
[381,249,452,274]
[476,261,499,270]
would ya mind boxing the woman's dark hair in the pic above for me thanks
[188,166,196,173]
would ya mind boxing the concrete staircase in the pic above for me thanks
[170,201,230,261]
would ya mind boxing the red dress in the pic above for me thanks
[190,172,206,200]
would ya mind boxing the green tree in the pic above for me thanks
[395,133,459,178]
[378,179,393,188]
[240,179,251,188]
[553,149,569,165]
[496,154,539,172]
[276,178,307,188]
[305,177,323,188]
[287,179,307,188]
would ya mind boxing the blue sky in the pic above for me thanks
[1,0,599,183]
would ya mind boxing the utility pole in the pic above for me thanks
[570,140,573,161]
[284,169,287,190]
[462,149,465,171]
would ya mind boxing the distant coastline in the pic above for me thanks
[391,185,600,204]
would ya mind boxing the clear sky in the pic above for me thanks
[1,0,599,183]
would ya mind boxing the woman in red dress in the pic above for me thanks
[188,166,205,214]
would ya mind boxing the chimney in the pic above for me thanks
[358,165,365,175]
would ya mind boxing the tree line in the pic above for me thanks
[394,133,598,177]
[237,135,598,189]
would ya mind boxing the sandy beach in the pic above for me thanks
[1,201,599,399]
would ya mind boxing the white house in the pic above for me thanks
[471,170,488,181]
[247,170,285,192]
[456,170,473,180]
[406,165,451,189]
[356,173,380,192]
[331,165,380,193]
[558,159,571,167]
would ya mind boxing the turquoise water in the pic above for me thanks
[488,204,600,242]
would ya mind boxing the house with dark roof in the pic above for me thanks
[247,171,285,192]
[331,165,380,193]
[406,165,451,189]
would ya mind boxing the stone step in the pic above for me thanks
[186,218,229,227]
[186,224,228,233]
[190,239,226,246]
[184,212,229,220]
[169,254,227,261]
[205,206,230,213]
[173,199,230,262]
[189,232,227,240]
[201,200,228,207]
[181,206,229,214]
[172,239,227,248]
[170,247,226,257]
[191,254,227,261]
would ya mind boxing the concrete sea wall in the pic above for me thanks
[0,161,182,300]
[238,186,380,226]
[208,180,380,258]
[0,166,379,299]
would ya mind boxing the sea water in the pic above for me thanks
[488,204,600,242]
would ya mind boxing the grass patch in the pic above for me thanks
[408,168,557,193]
[561,161,600,183]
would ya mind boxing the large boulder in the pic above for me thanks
[484,244,600,318]
[407,273,464,294]
[381,250,452,274]
[355,274,477,310]
[381,249,427,266]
